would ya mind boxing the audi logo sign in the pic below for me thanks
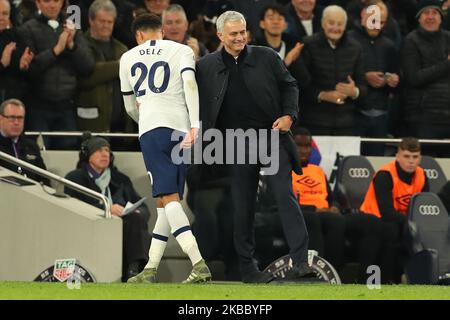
[348,168,371,178]
[419,205,440,216]
[424,169,439,179]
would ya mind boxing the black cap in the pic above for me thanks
[81,132,110,159]
[416,0,444,19]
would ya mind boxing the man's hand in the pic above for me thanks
[19,47,34,71]
[111,204,124,217]
[1,42,16,68]
[386,73,400,88]
[336,76,357,98]
[319,90,347,104]
[365,71,385,88]
[186,37,200,60]
[272,115,293,133]
[53,31,69,56]
[181,127,198,149]
[284,42,304,67]
[64,20,76,50]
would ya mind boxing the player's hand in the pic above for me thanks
[111,204,124,217]
[1,42,16,68]
[272,115,293,133]
[181,127,198,149]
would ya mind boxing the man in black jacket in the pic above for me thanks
[0,0,33,102]
[284,0,324,42]
[196,10,310,283]
[19,0,95,149]
[64,133,151,282]
[348,1,399,155]
[401,0,450,143]
[0,98,49,185]
[299,5,367,135]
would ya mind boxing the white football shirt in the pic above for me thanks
[120,39,198,136]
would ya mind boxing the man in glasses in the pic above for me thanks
[0,98,49,185]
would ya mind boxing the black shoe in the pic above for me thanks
[242,271,275,284]
[283,262,316,281]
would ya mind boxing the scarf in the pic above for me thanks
[86,164,113,204]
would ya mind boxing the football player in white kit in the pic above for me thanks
[120,13,211,284]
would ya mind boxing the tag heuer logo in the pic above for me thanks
[53,259,76,282]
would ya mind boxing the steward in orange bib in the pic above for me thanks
[360,137,429,283]
[290,127,380,283]
[360,138,428,220]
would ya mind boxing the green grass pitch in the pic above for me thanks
[1,282,450,300]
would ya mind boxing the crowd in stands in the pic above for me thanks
[0,0,450,152]
[2,0,450,284]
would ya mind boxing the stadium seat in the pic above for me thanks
[334,155,375,214]
[420,156,448,194]
[405,192,450,284]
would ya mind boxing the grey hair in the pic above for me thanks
[216,11,246,33]
[322,5,347,24]
[162,4,187,23]
[0,99,26,114]
[88,0,117,20]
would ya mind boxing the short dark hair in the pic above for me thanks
[292,126,312,138]
[398,137,421,153]
[131,13,162,35]
[260,3,287,21]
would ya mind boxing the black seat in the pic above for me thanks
[334,156,375,213]
[420,156,448,194]
[405,192,450,284]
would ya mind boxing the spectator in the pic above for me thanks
[111,0,137,49]
[0,98,49,185]
[197,11,311,283]
[346,0,403,50]
[348,1,399,155]
[187,0,234,52]
[162,4,208,60]
[360,137,429,283]
[64,133,151,282]
[141,0,170,16]
[254,3,304,68]
[284,0,324,42]
[401,0,450,142]
[0,0,33,101]
[18,0,95,149]
[299,5,367,135]
[229,0,276,41]
[75,0,134,136]
[71,0,138,50]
